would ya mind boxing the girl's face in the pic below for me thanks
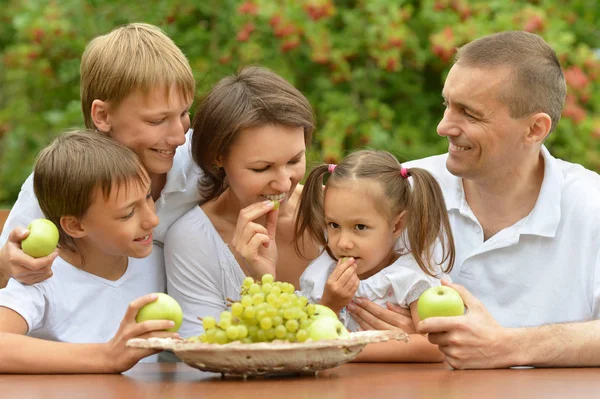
[101,85,192,178]
[221,124,306,213]
[324,180,403,279]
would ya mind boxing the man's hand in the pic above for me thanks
[347,298,415,333]
[320,257,359,314]
[0,227,58,287]
[417,280,516,369]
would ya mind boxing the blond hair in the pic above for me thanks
[456,30,566,133]
[33,130,149,252]
[80,23,195,129]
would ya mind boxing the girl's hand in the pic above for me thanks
[105,294,179,373]
[320,257,359,315]
[0,227,58,286]
[230,200,279,278]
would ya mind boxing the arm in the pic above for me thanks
[0,294,178,374]
[164,214,231,338]
[353,301,444,363]
[0,175,56,288]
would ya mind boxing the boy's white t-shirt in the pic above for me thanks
[0,254,165,362]
[299,251,447,332]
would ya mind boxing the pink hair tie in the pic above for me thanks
[400,167,410,179]
[328,164,337,174]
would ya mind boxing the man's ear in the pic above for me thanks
[526,112,552,145]
[90,99,111,133]
[60,216,87,239]
[392,210,408,239]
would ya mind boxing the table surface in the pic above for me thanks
[2,361,600,398]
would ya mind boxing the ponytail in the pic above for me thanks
[294,164,330,259]
[403,167,455,276]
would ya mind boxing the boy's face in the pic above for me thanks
[79,175,159,259]
[105,85,192,178]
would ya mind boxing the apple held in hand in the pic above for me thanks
[417,286,465,320]
[307,316,350,340]
[21,218,59,258]
[136,293,183,332]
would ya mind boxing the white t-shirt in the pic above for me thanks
[165,206,244,339]
[299,251,446,331]
[404,146,600,328]
[0,130,202,278]
[0,255,165,362]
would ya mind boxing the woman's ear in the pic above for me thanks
[90,99,111,133]
[60,216,87,239]
[392,210,408,239]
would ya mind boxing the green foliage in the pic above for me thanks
[1,0,599,206]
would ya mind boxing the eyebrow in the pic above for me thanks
[119,187,151,211]
[247,150,305,165]
[442,94,485,118]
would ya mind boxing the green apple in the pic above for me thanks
[307,316,350,340]
[417,286,465,320]
[21,218,59,258]
[313,304,339,321]
[136,293,183,332]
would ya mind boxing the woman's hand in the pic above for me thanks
[105,294,179,373]
[348,297,416,333]
[0,227,58,286]
[320,257,359,315]
[230,200,279,278]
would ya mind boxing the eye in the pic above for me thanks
[250,166,270,173]
[327,222,340,229]
[288,157,302,165]
[462,109,477,120]
[355,224,367,231]
[181,110,190,118]
[149,119,165,126]
[121,209,135,220]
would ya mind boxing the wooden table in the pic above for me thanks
[1,362,599,398]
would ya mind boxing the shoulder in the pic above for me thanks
[554,156,600,213]
[402,153,449,177]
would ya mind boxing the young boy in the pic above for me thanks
[0,130,178,374]
[0,23,201,288]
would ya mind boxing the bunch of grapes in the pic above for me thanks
[195,274,317,344]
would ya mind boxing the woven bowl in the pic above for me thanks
[127,330,408,377]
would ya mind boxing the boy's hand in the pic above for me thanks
[0,227,58,286]
[320,257,359,315]
[105,294,180,373]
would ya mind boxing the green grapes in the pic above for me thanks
[194,273,342,345]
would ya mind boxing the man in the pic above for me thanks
[347,30,600,368]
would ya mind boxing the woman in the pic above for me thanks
[164,66,321,338]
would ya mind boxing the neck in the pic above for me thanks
[59,241,128,281]
[149,172,167,201]
[463,150,545,237]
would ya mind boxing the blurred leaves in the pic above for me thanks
[0,0,599,205]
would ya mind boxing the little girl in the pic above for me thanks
[295,150,455,361]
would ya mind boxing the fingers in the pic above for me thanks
[347,299,404,330]
[336,260,358,287]
[417,316,463,334]
[350,311,376,331]
[442,279,479,310]
[134,319,178,335]
[17,269,54,285]
[234,201,275,239]
[329,257,356,281]
[125,294,159,321]
[265,207,279,239]
[386,302,411,316]
[7,226,29,242]
[7,248,58,283]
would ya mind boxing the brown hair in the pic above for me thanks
[191,66,315,204]
[455,30,566,133]
[33,130,149,252]
[80,22,195,129]
[295,150,455,277]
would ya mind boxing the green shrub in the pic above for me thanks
[1,0,599,206]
